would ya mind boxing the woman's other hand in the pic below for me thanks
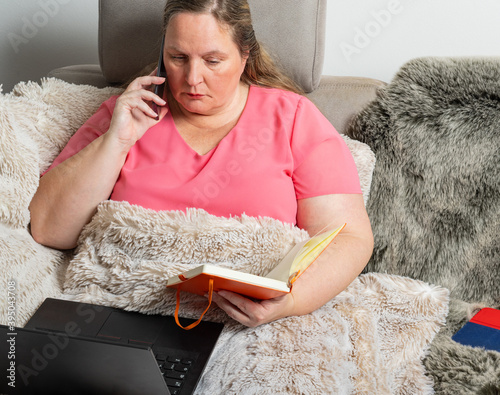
[211,194,373,328]
[107,75,167,150]
[210,290,295,328]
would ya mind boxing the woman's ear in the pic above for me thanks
[241,51,249,67]
[240,52,249,77]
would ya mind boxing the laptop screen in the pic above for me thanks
[1,324,170,395]
[18,298,224,394]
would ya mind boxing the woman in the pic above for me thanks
[29,0,373,328]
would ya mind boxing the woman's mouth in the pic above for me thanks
[187,93,204,99]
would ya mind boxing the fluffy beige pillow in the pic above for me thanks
[0,79,122,228]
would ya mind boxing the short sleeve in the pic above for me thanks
[43,95,118,174]
[291,97,362,199]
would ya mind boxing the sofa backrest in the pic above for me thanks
[98,0,326,93]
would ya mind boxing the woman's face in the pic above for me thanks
[164,12,248,116]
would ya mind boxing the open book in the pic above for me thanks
[166,223,346,300]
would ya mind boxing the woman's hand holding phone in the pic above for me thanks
[105,36,168,153]
[105,73,167,153]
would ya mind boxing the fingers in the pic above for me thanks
[107,74,168,147]
[127,75,166,91]
[212,291,265,328]
[122,75,167,120]
[211,290,295,327]
[137,98,160,119]
[118,88,167,119]
[211,295,251,326]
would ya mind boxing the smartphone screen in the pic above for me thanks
[152,35,167,119]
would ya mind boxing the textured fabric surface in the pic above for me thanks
[0,79,123,325]
[306,76,386,134]
[347,56,500,394]
[0,79,122,229]
[62,200,449,395]
[424,299,500,393]
[347,57,500,306]
[0,223,67,326]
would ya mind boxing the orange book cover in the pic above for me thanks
[166,223,346,300]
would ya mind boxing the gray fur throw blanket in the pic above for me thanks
[347,57,500,393]
[0,77,448,394]
[347,57,500,307]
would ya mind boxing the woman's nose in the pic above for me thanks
[185,61,203,86]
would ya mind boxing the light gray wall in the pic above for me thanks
[0,0,98,92]
[324,0,500,83]
[1,0,500,92]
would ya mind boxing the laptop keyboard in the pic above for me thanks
[154,347,198,394]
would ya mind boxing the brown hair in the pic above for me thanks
[162,0,303,95]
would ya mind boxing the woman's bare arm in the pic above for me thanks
[286,193,374,316]
[29,134,129,249]
[29,75,167,249]
[211,193,374,327]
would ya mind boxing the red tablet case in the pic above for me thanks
[469,307,500,330]
[452,308,500,352]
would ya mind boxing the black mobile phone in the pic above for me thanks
[152,35,167,119]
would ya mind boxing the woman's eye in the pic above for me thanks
[170,55,186,62]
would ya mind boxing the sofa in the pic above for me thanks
[1,0,499,393]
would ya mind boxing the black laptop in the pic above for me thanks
[1,298,224,395]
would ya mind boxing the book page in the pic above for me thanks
[265,224,346,284]
[264,239,310,282]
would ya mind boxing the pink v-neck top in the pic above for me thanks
[46,86,361,225]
